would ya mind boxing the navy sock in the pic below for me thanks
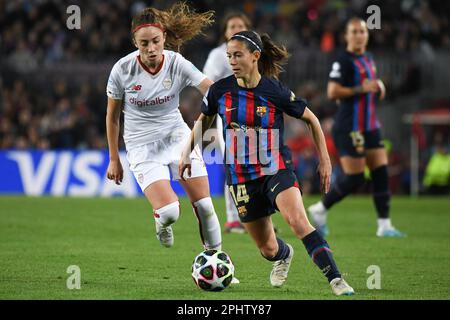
[302,230,341,282]
[261,238,290,261]
[371,165,390,219]
[322,173,365,209]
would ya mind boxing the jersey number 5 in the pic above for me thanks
[349,131,365,154]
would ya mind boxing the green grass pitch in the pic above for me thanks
[0,195,449,300]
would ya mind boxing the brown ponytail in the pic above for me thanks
[259,33,290,79]
[131,2,215,51]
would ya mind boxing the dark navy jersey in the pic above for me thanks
[328,50,381,133]
[202,75,307,185]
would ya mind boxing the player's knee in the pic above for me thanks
[281,205,306,226]
[285,211,313,237]
[154,201,180,226]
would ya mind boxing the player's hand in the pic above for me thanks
[178,153,192,182]
[107,159,123,185]
[361,79,380,93]
[317,160,332,194]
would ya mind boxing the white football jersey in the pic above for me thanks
[107,49,206,149]
[202,43,233,82]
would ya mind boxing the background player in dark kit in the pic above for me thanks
[308,18,406,238]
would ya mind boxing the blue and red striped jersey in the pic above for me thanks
[202,75,307,185]
[328,50,381,133]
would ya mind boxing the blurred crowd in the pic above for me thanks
[1,0,449,66]
[1,0,449,194]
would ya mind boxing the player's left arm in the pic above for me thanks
[301,107,332,193]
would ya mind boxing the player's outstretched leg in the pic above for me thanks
[153,201,180,248]
[302,230,354,296]
[278,186,354,296]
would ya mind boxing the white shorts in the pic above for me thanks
[126,125,207,192]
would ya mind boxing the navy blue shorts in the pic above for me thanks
[333,128,384,158]
[228,169,301,223]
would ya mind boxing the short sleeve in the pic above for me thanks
[177,53,207,88]
[328,55,351,86]
[201,87,218,116]
[276,84,307,119]
[106,62,124,100]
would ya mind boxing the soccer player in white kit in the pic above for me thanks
[202,12,251,234]
[105,3,222,251]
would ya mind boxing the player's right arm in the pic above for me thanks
[106,97,123,185]
[179,84,219,180]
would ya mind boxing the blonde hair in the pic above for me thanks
[131,2,215,51]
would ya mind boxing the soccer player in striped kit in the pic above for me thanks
[105,3,224,253]
[180,30,354,296]
[308,18,406,238]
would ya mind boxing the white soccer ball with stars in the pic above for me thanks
[191,249,235,291]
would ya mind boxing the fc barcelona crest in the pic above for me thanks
[256,106,267,117]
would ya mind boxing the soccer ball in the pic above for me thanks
[191,249,234,291]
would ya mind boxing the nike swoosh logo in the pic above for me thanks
[225,107,237,112]
[271,183,280,192]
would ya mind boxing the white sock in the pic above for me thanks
[192,197,222,250]
[316,201,327,213]
[377,218,392,230]
[154,201,180,227]
[225,184,239,222]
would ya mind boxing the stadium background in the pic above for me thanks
[1,0,449,197]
